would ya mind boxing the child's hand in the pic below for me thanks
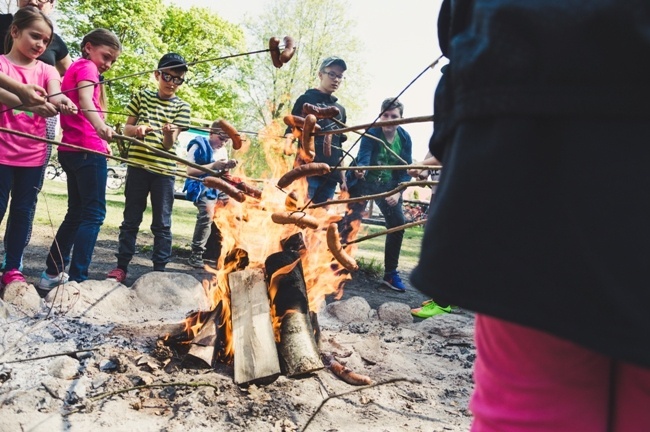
[134,124,152,139]
[26,101,58,118]
[353,169,366,179]
[17,84,46,107]
[225,159,238,169]
[162,123,174,136]
[58,99,78,115]
[96,124,115,141]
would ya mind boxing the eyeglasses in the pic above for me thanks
[159,71,185,85]
[324,71,345,81]
[210,131,229,140]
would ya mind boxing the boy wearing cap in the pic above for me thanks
[285,56,348,204]
[107,53,191,282]
[183,121,237,268]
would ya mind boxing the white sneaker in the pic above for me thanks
[38,271,69,290]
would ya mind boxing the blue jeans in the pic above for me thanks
[339,180,405,273]
[116,167,175,270]
[307,176,338,204]
[46,152,107,282]
[0,164,43,271]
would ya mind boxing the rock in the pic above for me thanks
[326,296,371,323]
[92,373,110,389]
[0,298,11,319]
[377,302,413,324]
[48,356,80,380]
[132,272,209,311]
[66,377,89,403]
[1,281,42,315]
[99,359,118,372]
[416,312,474,338]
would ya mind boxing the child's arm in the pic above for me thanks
[0,73,47,106]
[161,123,180,150]
[46,79,77,116]
[0,87,58,118]
[408,151,442,179]
[124,116,153,139]
[77,80,114,142]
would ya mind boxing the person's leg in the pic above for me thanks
[307,176,336,204]
[612,361,650,432]
[190,193,214,255]
[45,152,83,276]
[471,314,610,432]
[65,153,107,282]
[376,194,406,274]
[115,167,150,271]
[4,166,43,270]
[338,182,367,244]
[149,174,175,271]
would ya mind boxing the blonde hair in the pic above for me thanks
[80,28,121,110]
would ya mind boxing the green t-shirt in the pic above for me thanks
[366,132,402,183]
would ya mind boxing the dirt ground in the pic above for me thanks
[0,225,475,432]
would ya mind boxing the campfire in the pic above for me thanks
[162,121,362,385]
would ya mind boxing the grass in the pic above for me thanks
[31,179,426,265]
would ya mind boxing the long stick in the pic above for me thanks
[334,164,441,171]
[330,118,407,165]
[343,220,427,247]
[318,115,433,136]
[309,180,437,209]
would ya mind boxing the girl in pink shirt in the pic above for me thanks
[0,7,74,287]
[40,28,121,288]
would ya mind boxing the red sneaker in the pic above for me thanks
[106,268,127,283]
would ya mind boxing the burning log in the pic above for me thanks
[186,307,223,367]
[230,269,281,384]
[265,249,323,377]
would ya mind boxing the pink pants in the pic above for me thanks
[471,314,650,432]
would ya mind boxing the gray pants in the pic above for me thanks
[191,192,216,254]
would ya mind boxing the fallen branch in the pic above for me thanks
[309,180,437,209]
[301,377,419,432]
[2,348,99,365]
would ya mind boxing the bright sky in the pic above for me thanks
[167,0,443,159]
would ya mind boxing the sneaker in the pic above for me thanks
[382,271,406,292]
[411,300,453,319]
[107,267,127,283]
[1,269,26,286]
[187,253,204,269]
[38,271,69,290]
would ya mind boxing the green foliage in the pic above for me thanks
[356,257,383,279]
[56,0,250,126]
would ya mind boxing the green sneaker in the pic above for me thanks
[411,300,452,318]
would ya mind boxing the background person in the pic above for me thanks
[183,123,237,269]
[340,98,412,292]
[411,0,650,429]
[285,56,348,204]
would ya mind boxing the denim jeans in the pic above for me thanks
[191,192,216,255]
[1,144,51,271]
[116,167,175,270]
[339,180,405,273]
[0,164,43,271]
[45,152,107,282]
[307,176,338,204]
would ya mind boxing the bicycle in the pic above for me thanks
[44,161,67,182]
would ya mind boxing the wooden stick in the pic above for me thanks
[309,180,437,209]
[343,219,427,247]
[2,348,99,364]
[330,118,407,165]
[317,115,433,136]
[334,164,441,171]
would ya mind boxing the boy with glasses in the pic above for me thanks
[183,122,237,269]
[285,56,348,204]
[107,53,191,283]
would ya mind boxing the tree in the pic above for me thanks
[56,0,250,125]
[242,0,364,129]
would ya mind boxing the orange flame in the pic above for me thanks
[181,119,353,364]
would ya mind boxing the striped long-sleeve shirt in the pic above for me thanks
[126,89,191,175]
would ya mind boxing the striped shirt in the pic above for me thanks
[126,89,191,174]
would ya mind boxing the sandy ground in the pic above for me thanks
[0,225,475,432]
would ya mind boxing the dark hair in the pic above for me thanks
[79,29,121,110]
[80,28,121,59]
[4,7,53,53]
[381,97,404,117]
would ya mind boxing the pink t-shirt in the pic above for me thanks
[60,58,108,153]
[0,55,60,167]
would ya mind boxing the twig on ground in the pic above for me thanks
[2,348,99,365]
